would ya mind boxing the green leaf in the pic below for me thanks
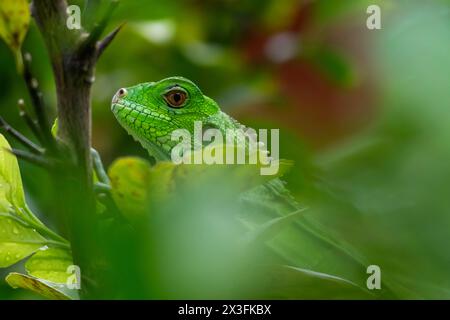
[0,0,30,73]
[0,215,46,267]
[260,265,373,299]
[6,272,72,300]
[0,134,27,212]
[26,248,74,284]
[0,134,50,226]
[108,154,293,221]
[0,134,69,268]
[108,156,153,220]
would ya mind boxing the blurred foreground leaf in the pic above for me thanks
[259,265,373,299]
[309,46,356,87]
[108,150,293,221]
[108,152,378,298]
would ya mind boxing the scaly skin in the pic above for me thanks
[111,76,244,160]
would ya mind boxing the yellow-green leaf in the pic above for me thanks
[0,134,26,210]
[108,157,153,220]
[0,0,30,72]
[26,247,73,284]
[6,272,71,300]
[0,215,46,267]
[108,153,293,221]
[0,134,44,225]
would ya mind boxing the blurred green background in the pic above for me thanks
[1,0,450,299]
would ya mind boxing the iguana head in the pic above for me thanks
[111,76,223,160]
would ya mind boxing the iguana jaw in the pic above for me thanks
[131,133,171,161]
[111,102,171,161]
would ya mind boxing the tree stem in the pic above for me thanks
[31,0,121,298]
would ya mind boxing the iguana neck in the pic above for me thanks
[205,110,244,134]
[140,111,246,162]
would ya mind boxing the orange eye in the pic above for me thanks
[163,90,187,108]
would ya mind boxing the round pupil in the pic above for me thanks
[173,93,181,102]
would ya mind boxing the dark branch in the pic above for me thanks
[23,52,46,128]
[8,148,53,168]
[0,116,44,154]
[17,99,44,144]
[22,52,55,150]
[96,22,125,58]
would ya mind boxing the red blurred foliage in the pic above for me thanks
[236,2,379,148]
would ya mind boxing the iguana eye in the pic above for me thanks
[163,89,187,108]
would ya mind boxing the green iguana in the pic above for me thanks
[110,76,302,216]
[109,76,375,296]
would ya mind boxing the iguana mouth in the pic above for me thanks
[111,102,172,161]
[110,102,127,119]
[111,99,171,124]
[111,101,131,115]
[110,102,121,113]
